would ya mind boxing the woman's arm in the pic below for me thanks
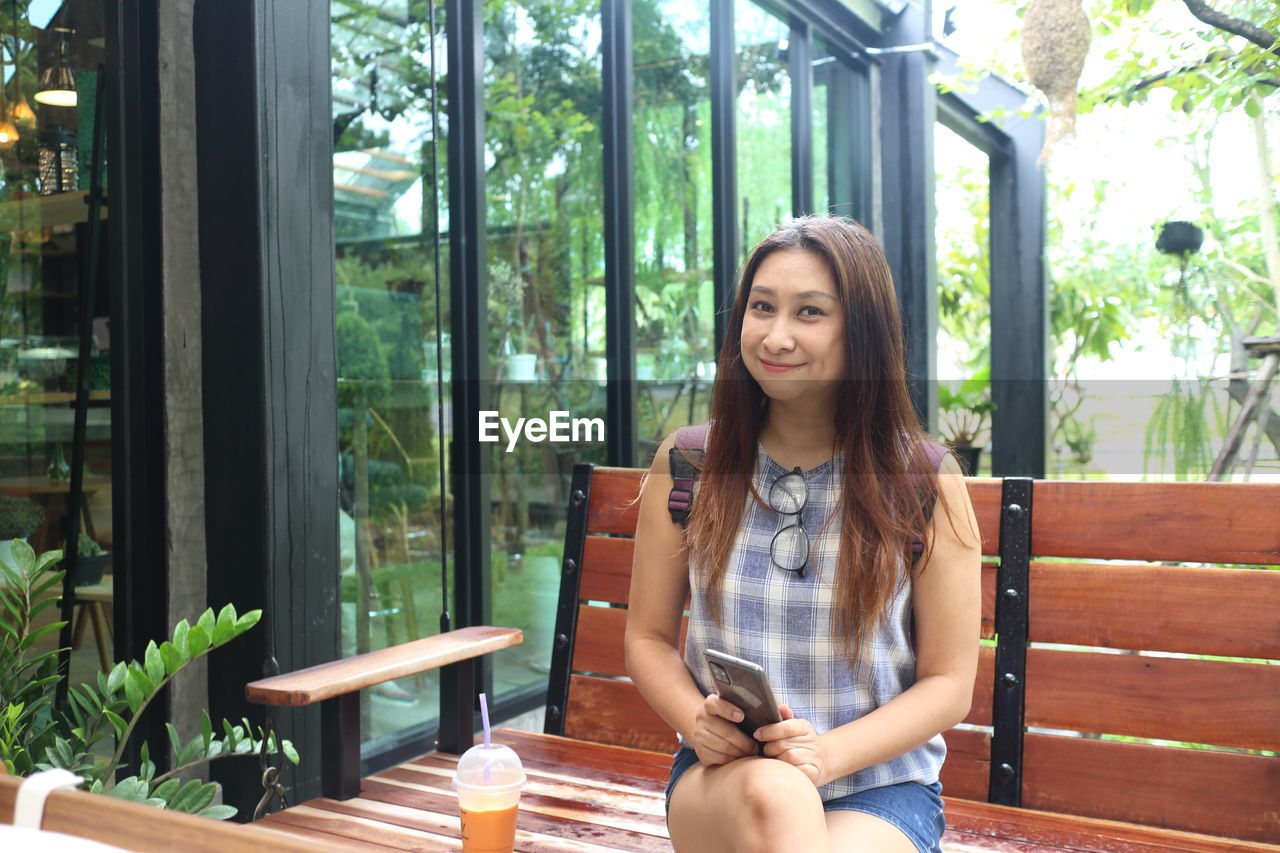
[756,454,982,785]
[624,433,756,763]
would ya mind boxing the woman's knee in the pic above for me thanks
[737,759,824,830]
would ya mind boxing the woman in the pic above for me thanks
[624,216,980,853]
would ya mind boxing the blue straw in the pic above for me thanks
[480,692,491,749]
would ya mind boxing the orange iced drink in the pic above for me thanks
[460,803,519,853]
[453,743,525,853]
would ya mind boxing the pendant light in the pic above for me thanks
[34,26,74,107]
[0,49,17,149]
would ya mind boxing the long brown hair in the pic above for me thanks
[685,216,946,657]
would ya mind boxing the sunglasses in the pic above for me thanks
[768,467,808,578]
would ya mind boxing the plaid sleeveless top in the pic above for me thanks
[681,443,946,800]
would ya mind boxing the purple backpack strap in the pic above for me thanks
[667,423,710,524]
[910,441,951,560]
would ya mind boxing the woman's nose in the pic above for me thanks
[762,317,796,351]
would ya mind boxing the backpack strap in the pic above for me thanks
[667,423,710,524]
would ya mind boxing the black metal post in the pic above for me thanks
[710,0,737,353]
[441,0,491,753]
[544,465,592,735]
[789,16,813,219]
[320,694,362,800]
[105,0,169,777]
[602,0,635,468]
[989,476,1032,806]
[876,3,937,430]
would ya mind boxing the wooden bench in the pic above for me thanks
[242,467,1279,851]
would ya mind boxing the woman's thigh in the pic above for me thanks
[667,756,829,853]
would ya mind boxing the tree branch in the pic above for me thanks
[1181,0,1280,58]
[1104,50,1280,101]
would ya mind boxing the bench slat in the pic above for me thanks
[581,535,636,603]
[1029,563,1280,658]
[572,604,689,679]
[966,478,1004,556]
[1026,649,1280,751]
[1022,732,1280,843]
[565,674,680,753]
[586,467,644,534]
[939,727,991,801]
[945,797,1279,853]
[1031,481,1280,565]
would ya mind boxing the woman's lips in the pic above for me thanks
[758,358,802,374]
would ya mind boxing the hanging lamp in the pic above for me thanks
[0,46,17,149]
[34,26,74,107]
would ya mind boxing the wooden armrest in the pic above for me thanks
[245,625,522,707]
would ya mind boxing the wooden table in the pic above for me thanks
[0,475,111,550]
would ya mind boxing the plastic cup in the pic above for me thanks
[453,743,525,853]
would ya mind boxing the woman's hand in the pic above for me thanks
[755,705,827,786]
[689,694,757,766]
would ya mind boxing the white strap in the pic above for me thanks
[13,768,84,829]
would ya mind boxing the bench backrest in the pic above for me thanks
[546,466,1280,843]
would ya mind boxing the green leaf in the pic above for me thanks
[109,777,150,803]
[212,604,236,646]
[106,661,128,696]
[151,778,181,803]
[185,625,211,658]
[196,608,216,639]
[123,667,144,713]
[200,710,213,752]
[1244,97,1261,118]
[103,709,127,738]
[172,619,190,652]
[235,610,262,632]
[129,663,154,697]
[159,641,184,675]
[198,804,238,820]
[145,641,165,686]
[283,739,300,765]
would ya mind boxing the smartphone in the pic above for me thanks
[704,649,783,739]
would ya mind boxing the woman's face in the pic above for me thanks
[739,248,846,404]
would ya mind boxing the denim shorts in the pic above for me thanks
[665,747,945,853]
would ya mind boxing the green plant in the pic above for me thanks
[0,540,298,819]
[77,532,104,557]
[0,494,43,540]
[937,369,995,448]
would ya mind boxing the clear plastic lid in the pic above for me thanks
[453,743,526,794]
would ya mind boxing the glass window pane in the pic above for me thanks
[484,1,606,703]
[331,0,453,748]
[735,0,790,254]
[934,122,991,474]
[0,3,111,686]
[812,34,869,223]
[633,0,714,457]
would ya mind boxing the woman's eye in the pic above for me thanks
[749,300,774,313]
[798,306,826,318]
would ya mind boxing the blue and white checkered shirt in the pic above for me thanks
[682,443,946,800]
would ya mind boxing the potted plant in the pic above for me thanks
[73,532,108,586]
[0,494,43,567]
[938,370,995,474]
[0,540,298,818]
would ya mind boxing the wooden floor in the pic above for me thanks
[256,730,1278,853]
